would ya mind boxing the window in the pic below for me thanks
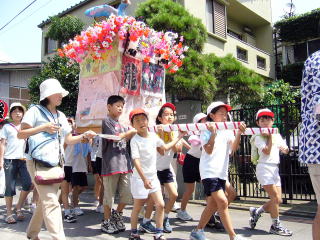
[293,42,307,62]
[308,39,320,56]
[227,29,242,40]
[237,47,248,62]
[257,56,266,69]
[45,37,57,54]
[206,0,226,38]
[9,86,30,104]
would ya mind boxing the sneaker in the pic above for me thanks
[64,214,77,223]
[171,202,180,212]
[234,235,251,240]
[73,207,84,216]
[101,219,119,234]
[206,215,215,228]
[176,210,193,221]
[249,207,261,229]
[30,203,36,213]
[163,217,172,233]
[95,205,104,213]
[111,209,126,232]
[190,229,207,240]
[154,233,166,240]
[269,224,293,236]
[129,232,141,240]
[93,200,99,207]
[139,220,156,233]
[206,215,224,231]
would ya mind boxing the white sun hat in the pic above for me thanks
[193,113,207,123]
[206,101,232,115]
[10,102,26,113]
[39,78,69,101]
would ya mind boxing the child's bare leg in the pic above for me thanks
[164,182,178,215]
[145,197,154,219]
[180,183,195,211]
[150,190,165,229]
[131,199,146,229]
[262,185,282,218]
[197,195,217,229]
[212,190,236,239]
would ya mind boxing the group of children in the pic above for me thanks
[86,95,293,240]
[0,95,293,240]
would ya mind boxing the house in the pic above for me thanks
[0,63,41,106]
[38,0,274,79]
[274,8,320,85]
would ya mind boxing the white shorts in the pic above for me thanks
[130,176,161,199]
[256,163,281,187]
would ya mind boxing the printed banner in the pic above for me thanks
[120,55,141,96]
[80,39,122,78]
[76,71,121,125]
[141,62,165,98]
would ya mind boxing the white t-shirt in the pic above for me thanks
[0,123,26,159]
[199,130,235,180]
[254,134,288,164]
[130,132,164,179]
[22,105,72,160]
[64,144,74,167]
[187,135,202,159]
[156,149,175,171]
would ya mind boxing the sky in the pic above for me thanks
[0,0,318,63]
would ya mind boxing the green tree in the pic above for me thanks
[136,0,207,52]
[205,54,264,106]
[136,0,264,106]
[28,55,80,117]
[46,15,85,44]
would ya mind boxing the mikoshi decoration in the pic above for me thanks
[84,0,130,18]
[58,14,188,73]
[0,99,9,122]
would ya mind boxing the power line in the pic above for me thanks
[0,0,54,36]
[0,0,38,32]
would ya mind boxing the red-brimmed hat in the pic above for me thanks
[161,102,176,111]
[256,108,275,120]
[129,108,148,122]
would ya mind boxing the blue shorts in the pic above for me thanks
[4,159,32,197]
[157,169,174,185]
[202,178,226,196]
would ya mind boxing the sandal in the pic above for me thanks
[16,209,25,221]
[5,214,17,224]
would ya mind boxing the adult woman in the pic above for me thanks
[0,102,32,224]
[18,78,96,240]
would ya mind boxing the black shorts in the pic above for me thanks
[64,166,72,182]
[157,169,174,185]
[182,154,201,183]
[202,178,226,196]
[91,157,102,175]
[71,172,88,187]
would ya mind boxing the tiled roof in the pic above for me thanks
[0,62,42,70]
[38,0,97,28]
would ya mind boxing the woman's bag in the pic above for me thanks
[34,161,64,185]
[26,105,63,167]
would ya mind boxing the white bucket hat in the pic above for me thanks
[206,101,232,115]
[193,113,207,123]
[10,102,26,113]
[39,78,69,101]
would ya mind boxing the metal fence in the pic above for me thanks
[194,103,316,202]
[228,103,315,202]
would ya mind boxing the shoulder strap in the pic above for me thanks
[35,105,52,123]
